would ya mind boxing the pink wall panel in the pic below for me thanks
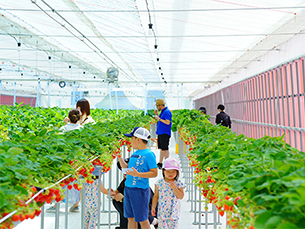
[0,95,36,107]
[195,56,305,152]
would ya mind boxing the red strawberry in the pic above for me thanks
[234,196,242,205]
[12,214,20,222]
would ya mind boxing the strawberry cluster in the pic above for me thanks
[0,186,59,229]
[180,128,254,229]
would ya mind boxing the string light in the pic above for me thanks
[145,0,164,84]
[148,23,153,35]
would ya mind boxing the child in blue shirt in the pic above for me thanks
[118,127,158,229]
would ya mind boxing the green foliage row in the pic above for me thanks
[172,109,305,229]
[0,104,145,142]
[0,105,152,217]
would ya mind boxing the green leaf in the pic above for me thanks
[236,198,245,207]
[245,180,255,189]
[255,211,273,228]
[256,181,270,190]
[273,151,287,160]
[0,191,6,208]
[261,195,283,201]
[61,164,71,171]
[265,216,282,229]
[15,186,28,195]
[232,185,243,192]
[0,157,5,167]
[14,172,28,180]
[254,209,267,215]
[276,222,299,229]
[7,147,23,155]
[278,164,292,173]
[38,128,48,137]
[296,186,305,202]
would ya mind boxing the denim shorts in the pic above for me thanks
[124,186,150,222]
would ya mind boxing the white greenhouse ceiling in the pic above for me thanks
[1,0,305,104]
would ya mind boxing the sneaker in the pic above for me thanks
[69,206,80,212]
[152,218,158,228]
[157,163,163,170]
[45,206,56,213]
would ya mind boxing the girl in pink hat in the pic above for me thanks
[151,158,186,229]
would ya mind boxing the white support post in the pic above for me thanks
[0,81,3,104]
[177,84,180,109]
[115,89,118,115]
[144,83,148,115]
[47,81,50,108]
[181,83,184,109]
[13,82,16,106]
[108,83,113,110]
[72,82,76,107]
[35,80,41,107]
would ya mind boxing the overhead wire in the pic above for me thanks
[1,6,303,13]
[33,0,142,88]
[144,0,166,87]
[2,32,305,38]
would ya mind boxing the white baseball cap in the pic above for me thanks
[124,127,151,141]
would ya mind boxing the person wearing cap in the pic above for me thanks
[151,158,186,229]
[215,104,231,128]
[153,99,172,170]
[113,158,158,229]
[118,127,158,229]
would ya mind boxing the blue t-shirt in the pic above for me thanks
[156,107,172,136]
[125,148,157,189]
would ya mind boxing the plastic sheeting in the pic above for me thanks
[1,0,305,109]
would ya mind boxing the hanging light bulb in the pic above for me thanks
[148,23,153,35]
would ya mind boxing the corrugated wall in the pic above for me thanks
[0,94,36,107]
[195,57,305,152]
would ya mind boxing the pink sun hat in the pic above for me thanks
[163,158,180,171]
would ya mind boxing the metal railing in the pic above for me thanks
[177,133,225,229]
[7,145,132,229]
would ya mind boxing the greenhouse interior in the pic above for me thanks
[0,0,305,229]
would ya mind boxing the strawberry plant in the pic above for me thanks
[0,105,153,228]
[172,109,305,229]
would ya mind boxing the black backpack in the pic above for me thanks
[220,113,230,127]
